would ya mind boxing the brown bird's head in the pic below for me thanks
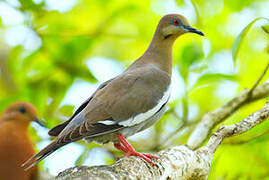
[2,102,44,126]
[157,14,204,39]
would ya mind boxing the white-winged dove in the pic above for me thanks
[22,14,204,170]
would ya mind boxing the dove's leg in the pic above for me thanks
[114,133,158,164]
[114,143,128,152]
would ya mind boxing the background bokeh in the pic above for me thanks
[0,0,269,179]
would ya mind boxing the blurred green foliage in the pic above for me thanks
[0,0,269,179]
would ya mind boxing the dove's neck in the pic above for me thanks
[130,29,177,75]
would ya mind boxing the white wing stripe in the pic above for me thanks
[99,120,116,125]
[119,84,171,127]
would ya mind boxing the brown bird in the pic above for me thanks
[0,102,44,180]
[23,14,203,170]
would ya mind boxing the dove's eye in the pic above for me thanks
[19,107,26,114]
[173,19,180,26]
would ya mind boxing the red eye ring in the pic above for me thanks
[173,19,180,26]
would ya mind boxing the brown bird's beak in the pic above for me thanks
[32,118,45,127]
[184,26,204,36]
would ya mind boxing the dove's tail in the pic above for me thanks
[21,139,61,171]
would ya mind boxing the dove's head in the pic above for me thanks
[2,102,44,126]
[157,14,204,39]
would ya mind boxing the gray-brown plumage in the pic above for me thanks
[22,14,204,169]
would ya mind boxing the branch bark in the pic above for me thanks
[56,146,211,180]
[56,99,269,180]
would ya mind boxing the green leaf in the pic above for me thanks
[189,63,208,73]
[193,73,237,88]
[226,0,256,11]
[262,25,269,34]
[58,105,75,117]
[178,43,204,80]
[56,61,97,83]
[175,0,184,7]
[75,148,89,166]
[232,17,269,64]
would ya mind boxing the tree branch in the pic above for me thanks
[187,81,269,149]
[56,101,269,180]
[187,61,269,149]
[201,101,269,154]
[223,128,269,145]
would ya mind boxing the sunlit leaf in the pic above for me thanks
[104,156,115,165]
[232,17,269,64]
[262,25,269,34]
[226,0,256,11]
[189,63,208,73]
[58,105,75,117]
[175,0,184,7]
[18,0,45,12]
[75,148,89,166]
[193,73,237,88]
[56,61,97,83]
[178,43,204,80]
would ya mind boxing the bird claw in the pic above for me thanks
[141,153,158,166]
[125,151,157,165]
[142,153,159,160]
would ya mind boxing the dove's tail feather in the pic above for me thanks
[21,140,61,171]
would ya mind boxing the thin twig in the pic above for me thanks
[151,112,183,150]
[152,121,197,151]
[155,93,190,148]
[164,122,186,143]
[248,61,269,95]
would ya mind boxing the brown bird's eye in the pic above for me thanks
[173,19,180,26]
[19,107,26,114]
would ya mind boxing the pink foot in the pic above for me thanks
[142,153,159,160]
[113,133,158,165]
